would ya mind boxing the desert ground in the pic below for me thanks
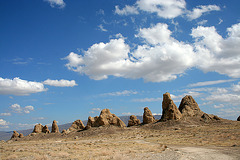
[1,119,240,160]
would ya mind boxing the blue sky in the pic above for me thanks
[0,0,240,131]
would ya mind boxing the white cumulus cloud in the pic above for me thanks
[43,79,77,87]
[192,23,240,78]
[0,77,47,96]
[44,0,65,8]
[115,0,186,19]
[64,21,240,83]
[10,104,34,114]
[137,23,172,45]
[187,5,220,20]
[64,23,196,82]
[136,0,186,19]
[232,82,240,92]
[0,119,10,128]
[115,0,220,20]
[115,5,139,15]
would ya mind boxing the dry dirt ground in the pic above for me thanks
[1,120,240,160]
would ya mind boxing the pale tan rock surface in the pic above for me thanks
[69,119,85,131]
[161,92,182,121]
[42,125,50,133]
[51,120,60,133]
[32,124,43,133]
[179,95,204,118]
[128,115,141,127]
[143,107,156,124]
[11,131,19,139]
[85,109,126,129]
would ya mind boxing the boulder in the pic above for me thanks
[11,131,19,139]
[61,129,70,134]
[161,92,182,121]
[143,107,156,124]
[85,109,126,129]
[42,125,50,133]
[201,113,212,122]
[51,120,60,133]
[33,123,43,133]
[69,120,85,131]
[86,116,98,129]
[179,95,204,118]
[201,114,221,122]
[237,116,240,121]
[19,133,24,138]
[128,115,141,127]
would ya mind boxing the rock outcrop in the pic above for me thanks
[237,116,240,121]
[19,133,24,138]
[85,109,126,129]
[128,115,141,127]
[11,131,19,139]
[33,124,43,133]
[201,113,221,122]
[143,107,156,124]
[179,95,204,118]
[61,129,70,134]
[69,120,85,131]
[32,124,50,134]
[42,125,50,133]
[161,92,182,121]
[51,120,60,133]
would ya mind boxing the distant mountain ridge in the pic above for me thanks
[0,115,161,141]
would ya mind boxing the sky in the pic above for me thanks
[0,0,240,131]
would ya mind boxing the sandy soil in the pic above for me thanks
[1,120,240,160]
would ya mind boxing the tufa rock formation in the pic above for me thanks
[19,133,24,138]
[61,129,70,134]
[33,124,50,133]
[11,131,19,139]
[51,120,60,133]
[85,109,126,129]
[143,107,156,124]
[237,116,240,121]
[201,113,221,122]
[69,119,85,131]
[128,115,141,127]
[33,124,43,133]
[42,125,50,133]
[179,95,204,118]
[161,92,182,121]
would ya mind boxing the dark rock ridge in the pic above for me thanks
[161,92,182,121]
[86,109,126,129]
[143,107,156,124]
[128,115,141,127]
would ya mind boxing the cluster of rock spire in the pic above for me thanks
[11,92,228,139]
